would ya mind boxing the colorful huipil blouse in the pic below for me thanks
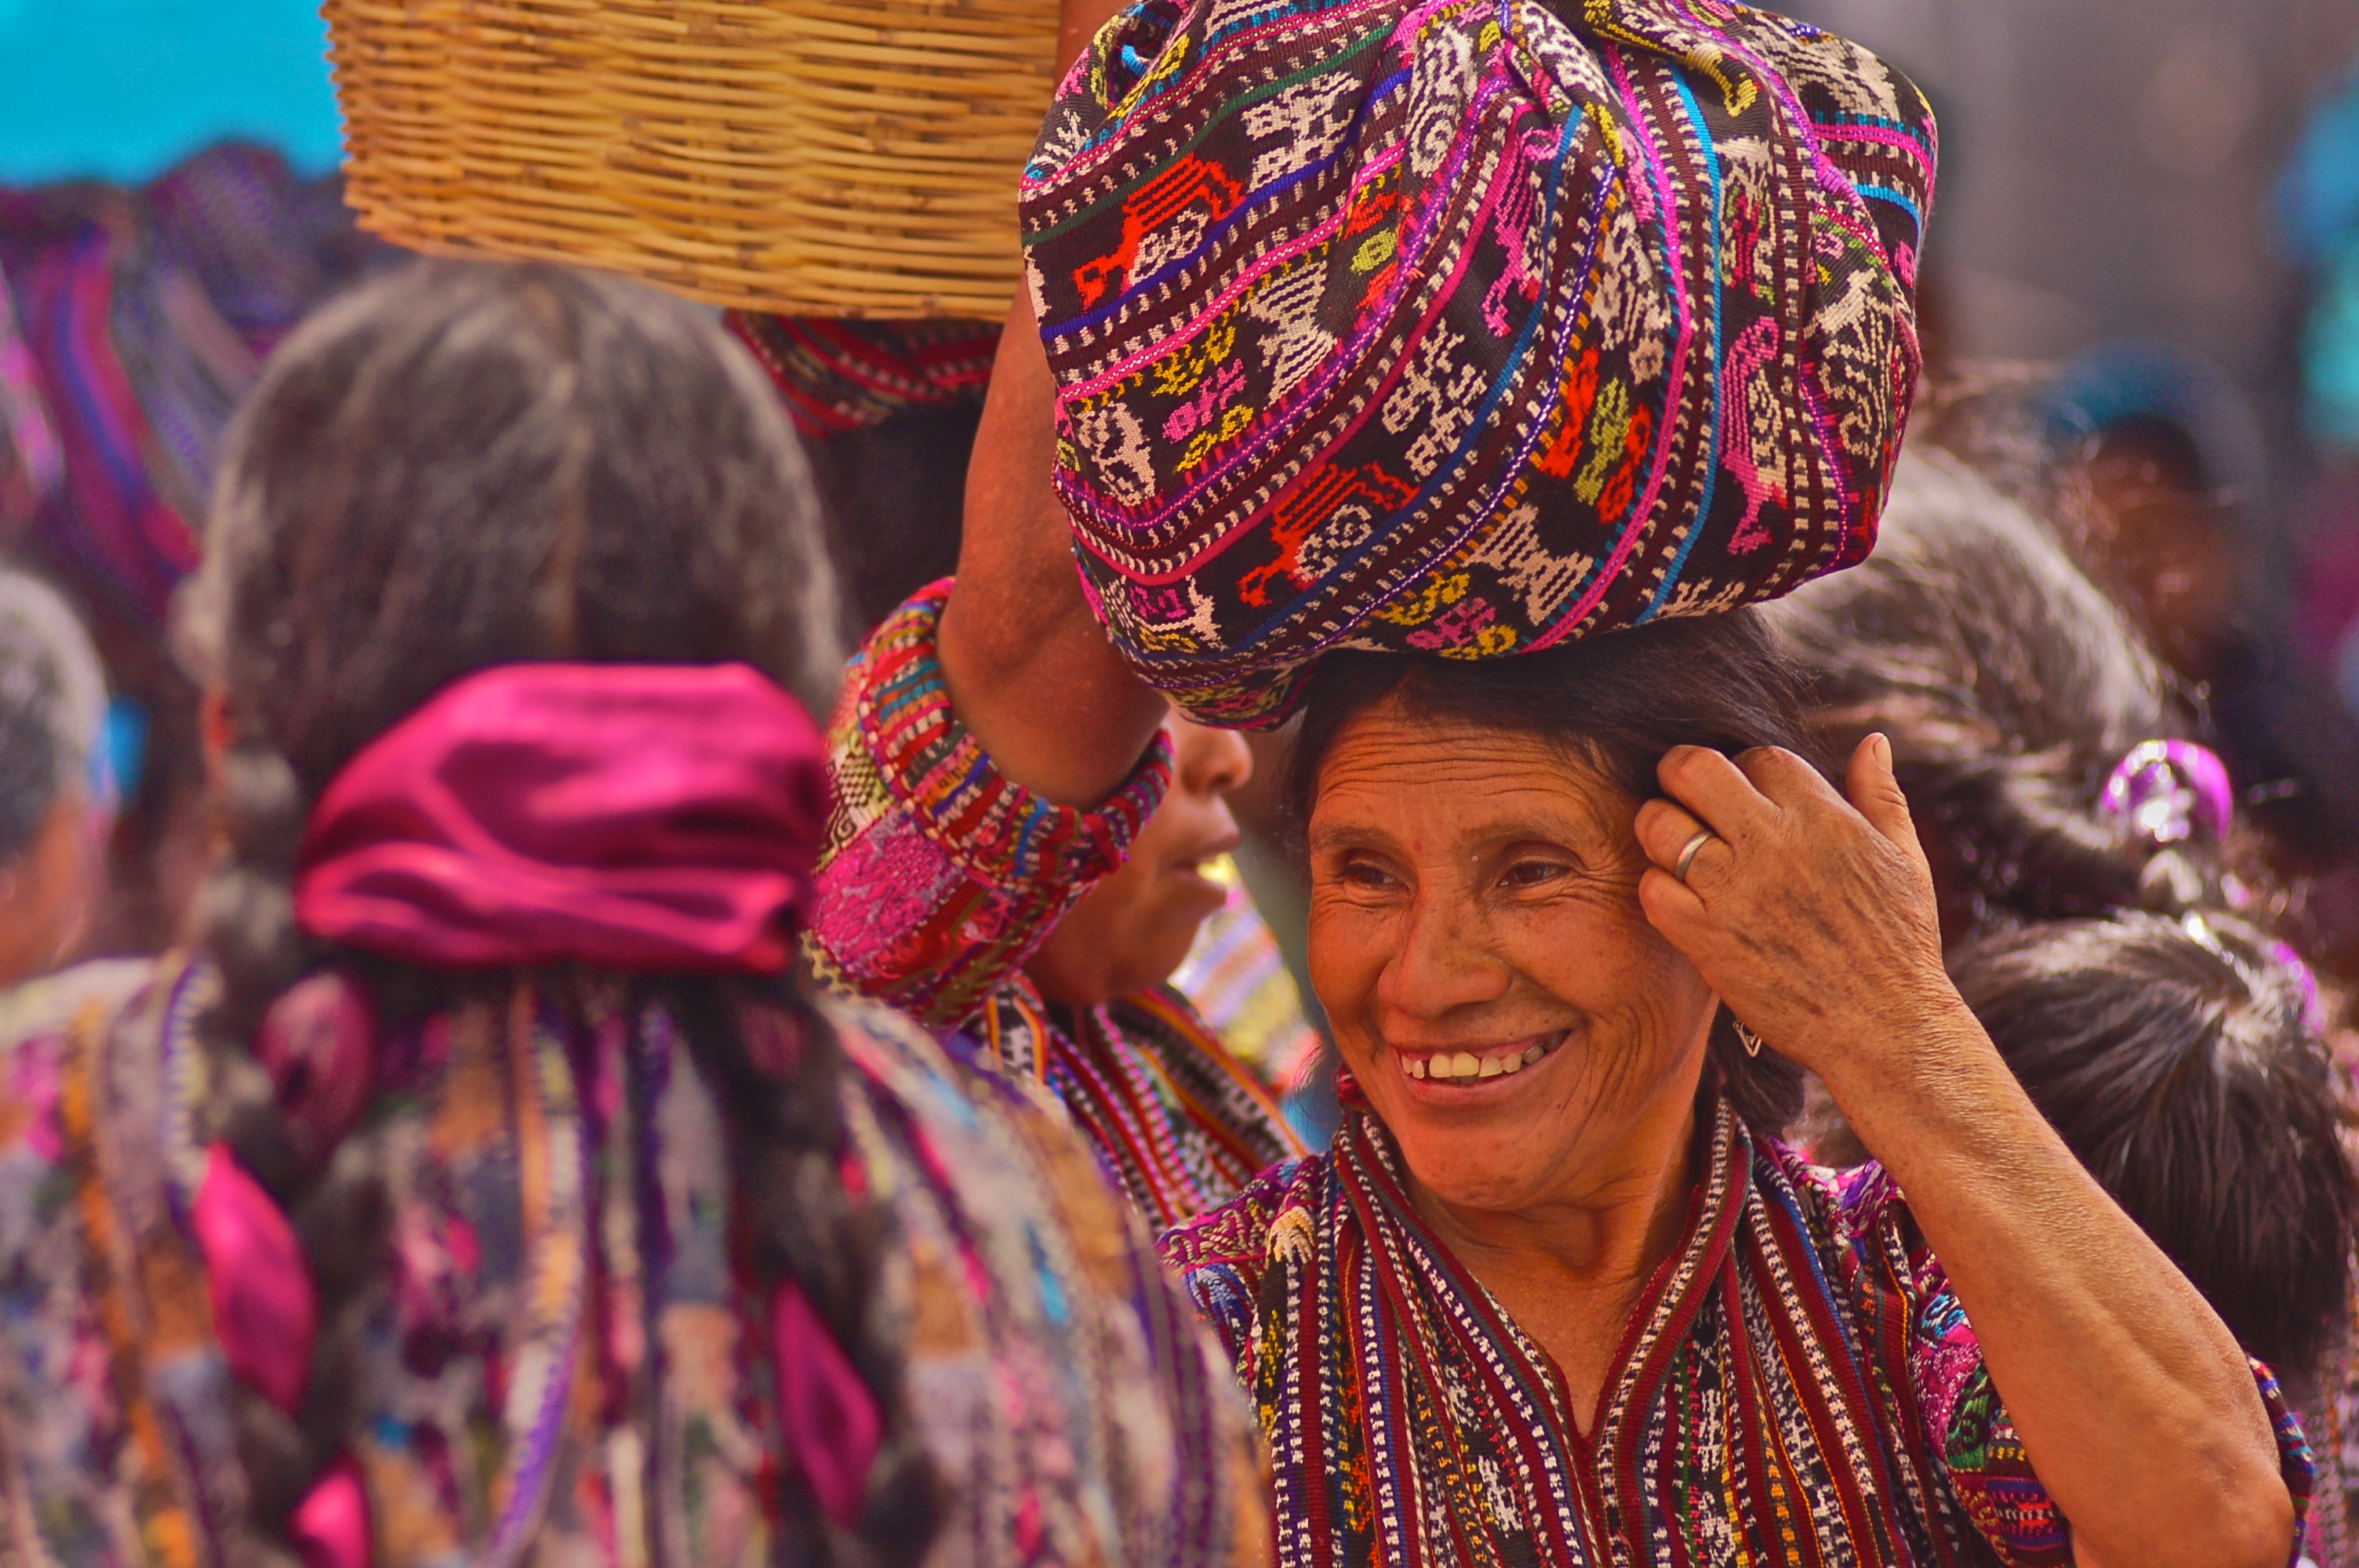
[962,982,1303,1231]
[2293,1295,2358,1568]
[1164,1094,2317,1568]
[809,582,1304,1229]
[1169,856,1325,1094]
[0,956,1269,1568]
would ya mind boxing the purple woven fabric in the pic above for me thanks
[1023,0,1936,724]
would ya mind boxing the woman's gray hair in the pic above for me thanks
[0,568,105,863]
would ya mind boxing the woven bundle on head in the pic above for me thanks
[1023,0,1936,724]
[324,0,1060,318]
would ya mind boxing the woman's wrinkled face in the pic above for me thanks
[1307,699,1719,1215]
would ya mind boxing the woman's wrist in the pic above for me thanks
[1816,988,2296,1568]
[1803,988,2016,1166]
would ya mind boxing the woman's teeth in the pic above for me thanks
[1405,1040,1556,1083]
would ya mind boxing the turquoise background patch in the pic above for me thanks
[0,0,340,185]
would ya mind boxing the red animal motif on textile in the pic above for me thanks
[1238,462,1416,607]
[1073,157,1248,309]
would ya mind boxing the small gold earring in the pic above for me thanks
[1733,1020,1765,1058]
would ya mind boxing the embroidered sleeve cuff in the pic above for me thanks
[1917,1279,2315,1568]
[807,579,1174,1029]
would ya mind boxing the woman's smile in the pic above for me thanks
[1391,1029,1568,1099]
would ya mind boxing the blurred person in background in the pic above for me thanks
[1769,447,2217,942]
[815,609,1307,1230]
[0,563,112,989]
[0,260,1266,1568]
[2285,66,2359,864]
[1003,703,1306,1225]
[0,147,398,964]
[2282,66,2359,466]
[1945,911,2359,1564]
[1873,372,2359,966]
[2032,350,2359,889]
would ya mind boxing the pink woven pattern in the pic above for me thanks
[1021,0,1937,724]
[808,580,1174,1026]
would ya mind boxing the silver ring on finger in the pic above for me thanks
[1674,828,1717,884]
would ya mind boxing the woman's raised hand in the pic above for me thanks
[1632,735,1976,1084]
[1639,736,2295,1568]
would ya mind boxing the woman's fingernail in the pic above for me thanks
[1873,733,1892,769]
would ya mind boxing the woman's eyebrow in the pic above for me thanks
[1477,817,1591,848]
[1309,815,1595,856]
[1307,822,1394,855]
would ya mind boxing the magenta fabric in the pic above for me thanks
[255,971,378,1168]
[294,663,829,975]
[191,1142,317,1416]
[289,1455,371,1568]
[772,1279,883,1527]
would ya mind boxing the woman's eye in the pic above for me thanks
[1500,859,1568,890]
[1338,858,1398,891]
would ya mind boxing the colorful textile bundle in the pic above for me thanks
[0,144,387,633]
[1021,0,1936,723]
[729,313,1004,440]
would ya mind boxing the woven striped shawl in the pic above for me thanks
[1164,1095,2313,1568]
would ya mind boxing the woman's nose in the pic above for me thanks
[1175,719,1254,797]
[1377,891,1510,1020]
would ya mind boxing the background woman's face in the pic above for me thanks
[1027,710,1251,1007]
[1306,699,1719,1214]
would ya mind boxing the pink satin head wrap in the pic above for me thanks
[293,662,828,973]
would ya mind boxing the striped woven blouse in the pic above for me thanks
[962,982,1303,1231]
[1164,1094,2315,1568]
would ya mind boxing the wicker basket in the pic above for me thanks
[323,0,1060,318]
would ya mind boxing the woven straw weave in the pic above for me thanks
[324,0,1058,317]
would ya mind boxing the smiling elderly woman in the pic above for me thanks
[833,587,2315,1564]
[841,0,2314,1555]
[1161,612,2312,1568]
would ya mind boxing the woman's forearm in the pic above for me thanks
[1638,742,2295,1566]
[935,0,1163,810]
[1830,1006,2293,1568]
[940,276,1165,810]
